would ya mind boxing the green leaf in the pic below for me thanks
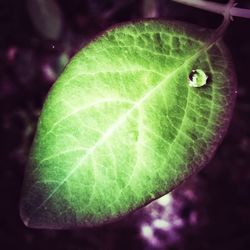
[20,20,236,229]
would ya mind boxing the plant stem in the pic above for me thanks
[172,0,250,19]
[210,0,234,43]
[231,6,250,19]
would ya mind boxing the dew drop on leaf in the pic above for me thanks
[188,69,208,87]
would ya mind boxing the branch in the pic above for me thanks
[172,0,250,19]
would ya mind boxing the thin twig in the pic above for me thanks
[172,0,250,19]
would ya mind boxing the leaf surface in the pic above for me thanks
[20,20,236,229]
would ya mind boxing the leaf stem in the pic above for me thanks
[213,0,234,40]
[172,0,250,19]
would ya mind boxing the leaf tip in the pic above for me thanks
[20,205,32,228]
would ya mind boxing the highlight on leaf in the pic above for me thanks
[20,20,236,229]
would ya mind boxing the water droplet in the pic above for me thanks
[188,69,208,87]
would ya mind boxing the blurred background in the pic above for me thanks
[1,0,250,249]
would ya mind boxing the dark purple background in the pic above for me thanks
[1,0,250,249]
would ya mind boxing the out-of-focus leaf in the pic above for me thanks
[27,0,63,40]
[142,0,159,18]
